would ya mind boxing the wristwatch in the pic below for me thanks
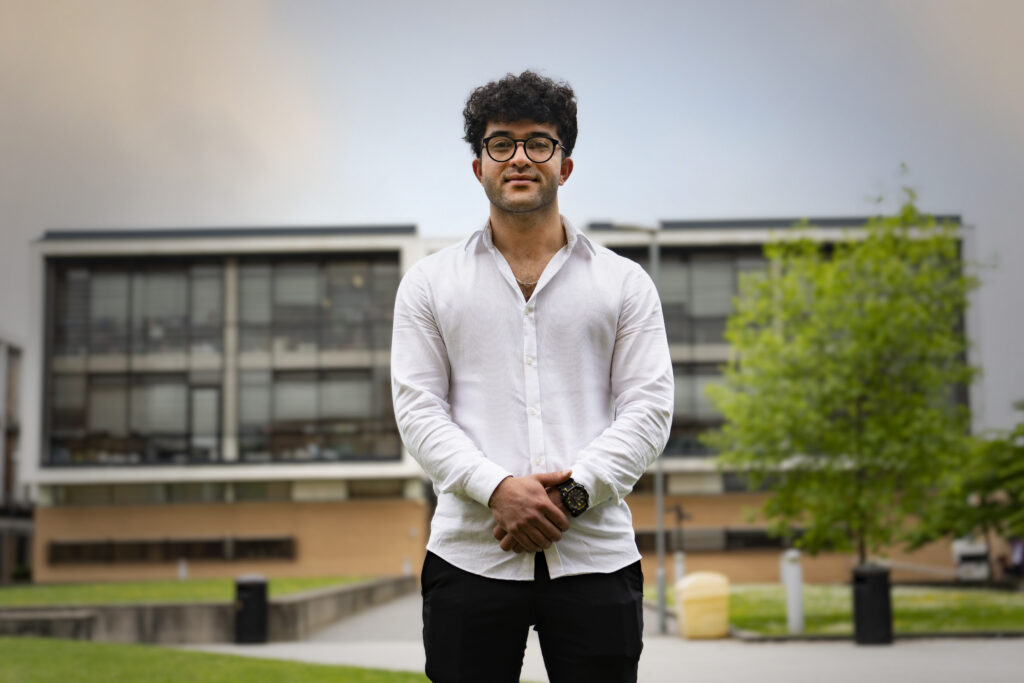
[556,478,589,517]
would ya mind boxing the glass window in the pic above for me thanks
[166,482,225,503]
[130,376,187,434]
[53,267,90,356]
[369,261,400,349]
[321,372,373,420]
[234,481,292,502]
[88,376,128,435]
[695,373,724,419]
[89,270,130,354]
[51,374,86,432]
[132,270,188,353]
[691,256,734,316]
[239,371,271,433]
[190,265,223,353]
[324,261,371,350]
[240,263,271,352]
[273,372,318,430]
[273,263,319,352]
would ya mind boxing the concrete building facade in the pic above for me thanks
[28,220,967,585]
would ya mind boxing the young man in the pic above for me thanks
[391,70,673,683]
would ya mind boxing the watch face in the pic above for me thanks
[565,487,587,512]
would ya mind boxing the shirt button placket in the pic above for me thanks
[523,304,545,473]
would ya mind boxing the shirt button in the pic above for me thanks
[525,355,535,365]
[533,457,544,466]
[528,406,539,416]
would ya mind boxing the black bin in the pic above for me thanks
[235,574,268,644]
[852,564,892,645]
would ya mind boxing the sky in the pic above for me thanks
[1,0,1022,460]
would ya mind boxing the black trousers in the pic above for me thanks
[421,551,643,683]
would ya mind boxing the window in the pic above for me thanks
[89,271,130,354]
[667,364,723,456]
[273,262,320,353]
[132,270,188,354]
[53,268,90,356]
[237,369,396,463]
[690,255,734,344]
[240,263,272,352]
[47,536,295,564]
[190,265,223,353]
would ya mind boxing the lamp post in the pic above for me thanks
[612,223,667,634]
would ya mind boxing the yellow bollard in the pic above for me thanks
[675,572,730,639]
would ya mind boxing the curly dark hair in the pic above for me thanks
[463,70,578,158]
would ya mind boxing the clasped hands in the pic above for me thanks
[488,469,572,554]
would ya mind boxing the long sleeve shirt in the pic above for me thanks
[391,217,673,580]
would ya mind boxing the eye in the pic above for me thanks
[489,137,514,153]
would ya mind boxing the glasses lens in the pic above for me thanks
[486,136,516,161]
[525,137,555,162]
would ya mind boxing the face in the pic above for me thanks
[472,119,573,216]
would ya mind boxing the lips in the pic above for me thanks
[504,174,536,183]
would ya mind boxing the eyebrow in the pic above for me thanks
[487,130,556,138]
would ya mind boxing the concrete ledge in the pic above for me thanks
[0,609,96,640]
[0,576,417,644]
[269,575,418,641]
[730,626,1024,642]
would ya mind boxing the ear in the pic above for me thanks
[558,157,574,186]
[472,157,483,183]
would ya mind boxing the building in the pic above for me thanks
[29,220,965,584]
[0,337,30,584]
[592,217,966,583]
[32,227,430,583]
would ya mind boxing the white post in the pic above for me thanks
[674,550,685,582]
[780,548,804,634]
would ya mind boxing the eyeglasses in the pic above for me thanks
[482,135,566,163]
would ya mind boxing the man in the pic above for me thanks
[391,70,673,683]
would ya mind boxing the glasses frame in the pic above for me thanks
[481,135,567,163]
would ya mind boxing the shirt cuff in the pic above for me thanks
[465,459,514,508]
[569,463,614,509]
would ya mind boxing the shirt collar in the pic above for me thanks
[466,216,596,257]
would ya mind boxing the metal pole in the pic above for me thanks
[649,232,668,635]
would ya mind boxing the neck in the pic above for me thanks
[489,203,565,258]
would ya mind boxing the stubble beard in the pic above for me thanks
[482,175,558,216]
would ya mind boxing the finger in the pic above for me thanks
[493,525,507,541]
[543,495,571,532]
[500,534,516,552]
[523,525,554,551]
[531,469,572,489]
[512,529,542,553]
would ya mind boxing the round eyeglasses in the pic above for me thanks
[482,135,566,163]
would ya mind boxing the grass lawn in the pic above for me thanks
[0,637,427,683]
[648,583,1024,636]
[0,576,363,608]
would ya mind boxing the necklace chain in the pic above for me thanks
[510,232,567,290]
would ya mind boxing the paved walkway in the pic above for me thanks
[191,592,1024,682]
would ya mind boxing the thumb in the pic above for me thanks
[532,469,572,488]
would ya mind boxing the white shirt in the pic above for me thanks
[391,217,673,580]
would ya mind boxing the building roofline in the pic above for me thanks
[39,225,417,242]
[589,215,962,231]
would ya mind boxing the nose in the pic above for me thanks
[509,140,531,165]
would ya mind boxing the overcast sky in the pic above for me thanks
[1,0,1022,436]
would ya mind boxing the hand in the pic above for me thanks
[488,470,572,553]
[493,487,567,552]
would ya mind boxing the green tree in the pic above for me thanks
[911,402,1024,572]
[705,194,977,564]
